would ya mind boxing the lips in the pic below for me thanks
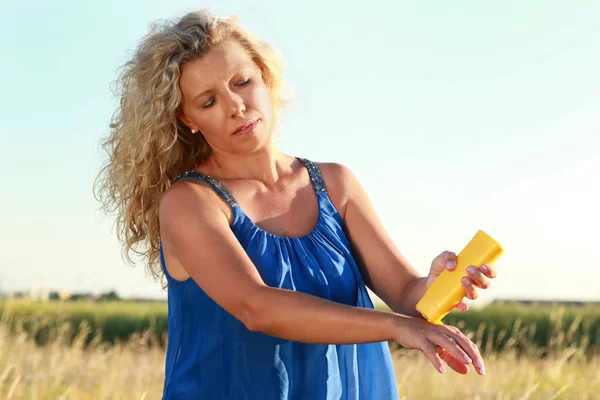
[233,119,259,136]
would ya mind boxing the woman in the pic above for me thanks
[94,9,496,400]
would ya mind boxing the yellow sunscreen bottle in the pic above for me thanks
[416,230,504,324]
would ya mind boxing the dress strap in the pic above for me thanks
[296,157,328,195]
[173,170,239,208]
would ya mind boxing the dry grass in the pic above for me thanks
[0,313,598,399]
[392,349,599,399]
[0,321,164,399]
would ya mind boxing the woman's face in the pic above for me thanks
[178,40,274,155]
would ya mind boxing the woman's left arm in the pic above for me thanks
[321,163,424,317]
[321,162,494,318]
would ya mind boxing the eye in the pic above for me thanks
[202,97,216,109]
[201,79,251,109]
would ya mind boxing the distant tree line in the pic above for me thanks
[10,289,122,302]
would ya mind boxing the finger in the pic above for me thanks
[443,251,458,270]
[461,277,480,300]
[480,264,497,278]
[454,301,469,312]
[437,347,470,375]
[431,251,457,273]
[432,333,473,366]
[420,341,446,374]
[444,326,486,375]
[466,265,492,289]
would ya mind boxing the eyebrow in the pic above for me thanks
[191,88,213,104]
[190,68,254,104]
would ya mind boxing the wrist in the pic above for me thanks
[408,276,429,301]
[424,273,436,288]
[391,276,428,317]
[389,312,414,344]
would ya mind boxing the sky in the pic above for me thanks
[1,1,599,305]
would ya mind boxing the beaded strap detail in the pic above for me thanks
[297,157,328,195]
[173,170,239,207]
[173,158,326,207]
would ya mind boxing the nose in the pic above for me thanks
[227,91,246,117]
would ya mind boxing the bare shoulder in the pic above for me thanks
[313,161,361,219]
[158,178,232,281]
[159,178,231,224]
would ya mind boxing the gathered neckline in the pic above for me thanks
[231,194,326,240]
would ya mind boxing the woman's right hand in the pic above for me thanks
[392,315,485,375]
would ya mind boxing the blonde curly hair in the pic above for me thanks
[93,9,291,286]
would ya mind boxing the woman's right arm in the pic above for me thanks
[159,181,484,374]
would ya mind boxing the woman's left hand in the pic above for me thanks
[425,251,498,312]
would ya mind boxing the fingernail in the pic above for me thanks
[446,261,456,270]
[438,365,446,374]
[474,359,484,369]
[462,277,471,286]
[463,355,472,363]
[467,266,476,274]
[481,265,489,273]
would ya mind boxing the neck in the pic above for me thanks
[205,146,293,186]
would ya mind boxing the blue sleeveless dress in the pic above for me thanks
[159,157,399,400]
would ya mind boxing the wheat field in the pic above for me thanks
[1,301,598,399]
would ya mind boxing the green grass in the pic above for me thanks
[0,298,168,347]
[1,298,598,356]
[444,302,600,357]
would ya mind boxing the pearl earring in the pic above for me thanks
[191,128,197,134]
